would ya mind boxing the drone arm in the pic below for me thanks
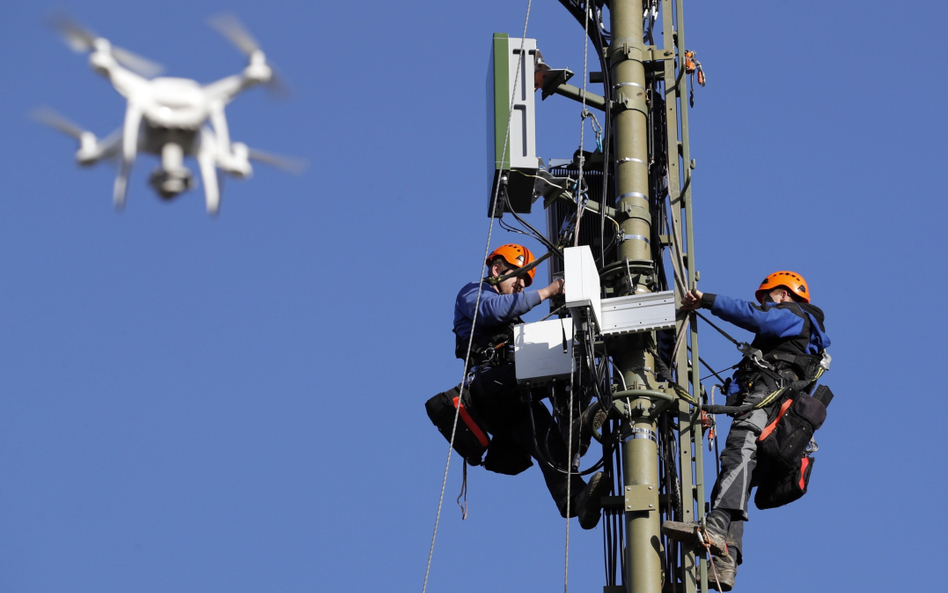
[78,128,121,165]
[197,127,221,214]
[203,73,256,107]
[95,129,123,161]
[91,51,148,99]
[113,103,142,209]
[209,103,232,150]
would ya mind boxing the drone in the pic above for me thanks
[34,14,304,215]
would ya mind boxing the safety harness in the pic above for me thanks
[696,309,830,416]
[454,322,519,368]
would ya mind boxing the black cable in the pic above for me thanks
[502,189,558,253]
[526,390,606,477]
[498,216,532,237]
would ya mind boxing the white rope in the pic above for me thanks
[572,3,593,248]
[422,2,535,591]
[564,7,593,589]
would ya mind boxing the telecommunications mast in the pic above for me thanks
[487,1,708,591]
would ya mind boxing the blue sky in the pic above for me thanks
[0,1,944,591]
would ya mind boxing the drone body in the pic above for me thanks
[36,15,301,215]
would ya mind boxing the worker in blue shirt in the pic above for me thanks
[664,271,830,591]
[453,244,609,529]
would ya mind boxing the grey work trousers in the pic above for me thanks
[709,390,776,563]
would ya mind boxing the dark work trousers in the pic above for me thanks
[709,388,776,564]
[468,363,587,517]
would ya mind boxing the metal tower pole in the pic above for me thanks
[606,1,663,592]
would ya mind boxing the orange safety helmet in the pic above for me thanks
[487,244,535,286]
[755,271,810,304]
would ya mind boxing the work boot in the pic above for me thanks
[662,519,728,556]
[707,551,737,591]
[577,471,610,529]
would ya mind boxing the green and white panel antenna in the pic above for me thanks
[487,33,539,217]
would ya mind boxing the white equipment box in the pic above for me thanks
[563,246,602,329]
[513,317,574,384]
[600,291,676,336]
[562,245,676,336]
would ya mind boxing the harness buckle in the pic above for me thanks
[737,343,774,371]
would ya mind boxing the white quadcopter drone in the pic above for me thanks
[34,14,303,215]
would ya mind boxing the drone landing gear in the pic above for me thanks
[149,167,193,199]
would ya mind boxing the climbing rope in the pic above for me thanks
[564,7,604,589]
[421,2,535,591]
[572,1,593,249]
[697,528,725,592]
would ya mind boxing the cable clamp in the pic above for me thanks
[622,426,657,443]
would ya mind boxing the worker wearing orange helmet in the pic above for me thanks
[449,244,609,529]
[663,271,831,590]
[452,244,561,349]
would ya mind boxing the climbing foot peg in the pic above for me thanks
[661,520,728,556]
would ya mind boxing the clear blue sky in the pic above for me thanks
[0,1,943,591]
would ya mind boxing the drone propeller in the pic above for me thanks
[31,107,123,166]
[109,46,165,79]
[247,148,307,174]
[29,107,86,139]
[47,13,165,78]
[209,13,288,96]
[263,65,291,99]
[208,13,260,56]
[47,13,97,53]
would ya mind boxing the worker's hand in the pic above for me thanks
[538,278,565,301]
[680,290,703,311]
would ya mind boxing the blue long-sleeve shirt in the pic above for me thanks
[453,281,542,341]
[707,294,830,354]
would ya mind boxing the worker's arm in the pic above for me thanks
[708,294,806,338]
[682,290,805,337]
[454,279,557,324]
[454,279,566,339]
[475,289,541,324]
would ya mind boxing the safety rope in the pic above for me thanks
[697,528,725,592]
[694,311,741,349]
[421,2,535,591]
[699,358,737,384]
[565,6,593,583]
[572,0,592,250]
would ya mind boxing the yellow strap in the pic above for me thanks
[751,387,787,410]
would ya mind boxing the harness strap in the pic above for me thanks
[702,365,826,416]
[702,386,786,415]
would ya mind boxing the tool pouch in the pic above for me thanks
[758,390,827,466]
[482,433,533,475]
[755,454,815,510]
[426,385,490,466]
